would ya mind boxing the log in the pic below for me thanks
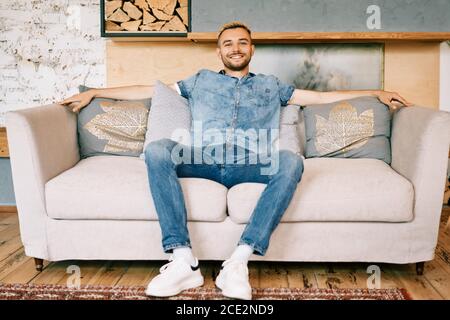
[134,0,149,11]
[123,1,142,20]
[178,0,188,7]
[104,0,189,33]
[106,20,124,31]
[152,8,172,21]
[105,0,122,17]
[161,0,177,15]
[143,9,156,25]
[121,20,142,31]
[140,21,166,31]
[176,7,188,26]
[148,0,177,15]
[161,15,186,31]
[108,8,130,23]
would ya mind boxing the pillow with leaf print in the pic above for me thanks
[77,85,152,159]
[302,96,392,164]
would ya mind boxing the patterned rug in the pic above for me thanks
[0,283,411,300]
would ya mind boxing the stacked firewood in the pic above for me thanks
[105,0,188,32]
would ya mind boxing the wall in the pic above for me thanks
[107,41,441,108]
[1,1,448,124]
[0,158,14,205]
[0,0,105,127]
[192,0,450,32]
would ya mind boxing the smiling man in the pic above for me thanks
[59,21,411,300]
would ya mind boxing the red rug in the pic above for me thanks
[0,283,411,300]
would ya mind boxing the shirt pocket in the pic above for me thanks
[244,86,270,108]
[251,85,275,107]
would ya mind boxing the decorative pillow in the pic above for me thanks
[141,80,191,159]
[302,96,392,164]
[78,85,151,159]
[297,110,307,157]
[276,104,305,158]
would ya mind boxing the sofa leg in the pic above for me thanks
[416,262,425,275]
[34,258,44,272]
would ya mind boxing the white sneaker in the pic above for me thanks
[145,256,204,297]
[215,259,252,300]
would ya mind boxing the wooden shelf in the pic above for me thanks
[108,36,191,42]
[0,127,8,158]
[188,32,450,43]
[107,32,450,42]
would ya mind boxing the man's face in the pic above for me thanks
[216,28,255,71]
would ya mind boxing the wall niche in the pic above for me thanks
[101,0,190,37]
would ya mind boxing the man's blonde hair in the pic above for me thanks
[217,21,252,45]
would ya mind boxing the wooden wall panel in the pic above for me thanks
[106,41,221,86]
[107,40,440,109]
[384,42,440,109]
[0,128,9,158]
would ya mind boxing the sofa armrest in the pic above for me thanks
[6,104,79,259]
[391,106,450,228]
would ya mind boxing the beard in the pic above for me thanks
[222,54,252,71]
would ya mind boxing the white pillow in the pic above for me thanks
[277,104,305,159]
[140,80,191,159]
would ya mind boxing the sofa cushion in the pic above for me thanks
[227,157,414,223]
[45,155,228,221]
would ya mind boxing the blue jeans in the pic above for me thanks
[144,138,304,256]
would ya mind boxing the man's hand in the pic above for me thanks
[376,90,413,110]
[56,90,96,113]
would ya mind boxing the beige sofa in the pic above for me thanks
[6,103,450,275]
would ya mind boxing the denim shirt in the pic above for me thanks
[177,69,295,158]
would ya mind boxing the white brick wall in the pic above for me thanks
[0,0,105,126]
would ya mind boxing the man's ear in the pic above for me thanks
[216,47,222,59]
[251,44,255,56]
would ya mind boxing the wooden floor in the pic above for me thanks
[0,206,449,300]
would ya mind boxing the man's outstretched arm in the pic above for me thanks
[57,83,178,113]
[288,89,413,109]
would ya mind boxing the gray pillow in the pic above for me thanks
[141,81,191,159]
[78,85,151,159]
[302,96,392,164]
[276,104,304,158]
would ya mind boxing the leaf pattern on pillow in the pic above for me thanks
[315,101,374,156]
[84,101,149,153]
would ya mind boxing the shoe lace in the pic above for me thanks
[159,255,178,274]
[222,259,249,277]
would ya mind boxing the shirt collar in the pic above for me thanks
[219,69,255,79]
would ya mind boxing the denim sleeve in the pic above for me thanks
[177,72,200,99]
[277,78,295,106]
